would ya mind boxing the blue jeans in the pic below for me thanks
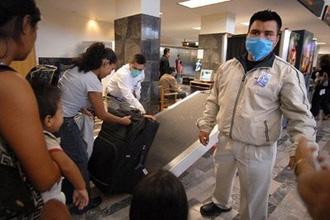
[59,117,90,204]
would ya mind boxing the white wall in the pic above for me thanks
[36,0,114,58]
[115,0,160,19]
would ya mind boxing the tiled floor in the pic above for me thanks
[74,119,330,220]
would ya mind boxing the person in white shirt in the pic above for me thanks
[58,42,131,214]
[107,54,146,114]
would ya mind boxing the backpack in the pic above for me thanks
[0,65,43,219]
[88,108,159,194]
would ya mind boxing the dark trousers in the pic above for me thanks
[311,86,330,117]
[59,117,90,204]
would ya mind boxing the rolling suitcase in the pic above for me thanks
[88,108,159,194]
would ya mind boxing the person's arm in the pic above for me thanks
[295,137,330,220]
[49,150,89,209]
[297,171,330,220]
[196,66,222,145]
[88,91,131,125]
[116,74,146,114]
[169,76,181,92]
[279,67,317,168]
[0,73,60,191]
[49,150,85,192]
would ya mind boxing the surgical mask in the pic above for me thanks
[245,37,273,61]
[131,69,141,78]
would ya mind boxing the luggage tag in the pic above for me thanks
[256,72,272,87]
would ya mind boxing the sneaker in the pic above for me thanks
[200,201,232,217]
[70,196,102,215]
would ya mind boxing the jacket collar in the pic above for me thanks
[236,52,275,73]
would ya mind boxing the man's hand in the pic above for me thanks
[288,136,318,170]
[199,131,209,146]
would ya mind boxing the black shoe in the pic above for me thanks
[200,201,232,217]
[70,196,102,215]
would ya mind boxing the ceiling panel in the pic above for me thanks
[37,0,330,53]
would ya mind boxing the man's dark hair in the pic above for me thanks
[73,42,117,73]
[163,48,170,56]
[249,10,282,34]
[30,82,62,120]
[0,0,41,41]
[132,53,146,65]
[130,170,188,220]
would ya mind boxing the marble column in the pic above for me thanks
[198,33,227,71]
[114,14,160,113]
[198,12,235,72]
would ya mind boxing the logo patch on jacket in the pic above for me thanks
[256,72,272,87]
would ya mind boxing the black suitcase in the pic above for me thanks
[88,109,159,194]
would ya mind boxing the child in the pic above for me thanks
[30,81,89,210]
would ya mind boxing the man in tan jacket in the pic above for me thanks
[159,67,186,99]
[197,10,316,220]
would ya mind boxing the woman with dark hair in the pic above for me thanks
[0,0,71,219]
[58,42,131,214]
[129,170,188,220]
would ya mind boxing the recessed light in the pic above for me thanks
[241,22,249,26]
[160,12,163,15]
[178,0,230,9]
[192,26,201,30]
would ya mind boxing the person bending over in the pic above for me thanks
[107,54,147,113]
[58,42,131,214]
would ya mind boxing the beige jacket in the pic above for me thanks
[159,74,182,93]
[197,54,316,155]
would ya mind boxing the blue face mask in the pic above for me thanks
[245,37,273,61]
[131,69,141,78]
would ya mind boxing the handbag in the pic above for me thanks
[0,137,43,219]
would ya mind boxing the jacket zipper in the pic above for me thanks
[229,73,247,139]
[264,120,270,142]
[229,66,266,139]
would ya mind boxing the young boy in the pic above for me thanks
[30,82,89,210]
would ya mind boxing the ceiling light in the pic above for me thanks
[192,26,201,30]
[241,22,249,26]
[316,42,326,45]
[87,19,99,32]
[178,0,230,8]
[160,12,163,15]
